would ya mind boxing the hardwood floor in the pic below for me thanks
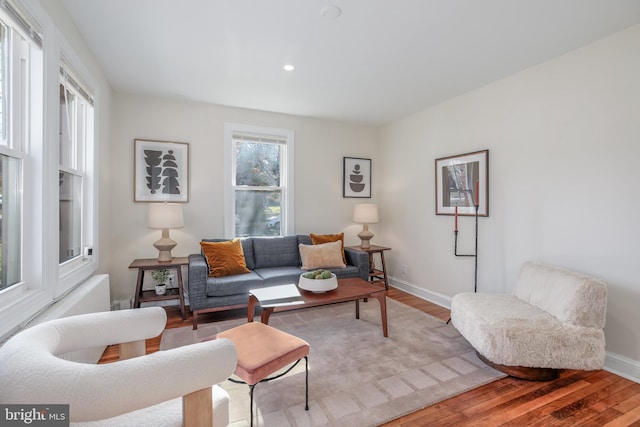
[99,288,640,426]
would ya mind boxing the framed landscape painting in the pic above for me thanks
[134,139,189,202]
[343,157,371,198]
[435,149,488,216]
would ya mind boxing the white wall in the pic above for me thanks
[379,25,640,378]
[109,93,378,301]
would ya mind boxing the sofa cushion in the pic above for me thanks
[254,267,305,286]
[299,241,346,270]
[297,235,312,245]
[333,265,361,278]
[200,239,251,278]
[310,232,346,263]
[513,261,607,328]
[451,292,605,370]
[202,238,255,270]
[205,271,264,297]
[253,236,300,268]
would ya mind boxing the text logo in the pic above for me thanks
[1,405,69,426]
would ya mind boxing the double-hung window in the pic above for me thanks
[58,61,93,272]
[0,4,42,292]
[0,0,99,340]
[224,123,294,238]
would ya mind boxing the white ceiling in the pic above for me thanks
[61,0,640,126]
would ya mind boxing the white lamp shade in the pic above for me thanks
[148,203,184,229]
[353,203,379,224]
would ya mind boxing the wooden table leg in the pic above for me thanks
[260,307,274,324]
[133,268,144,309]
[379,251,389,290]
[355,298,360,319]
[371,292,388,337]
[192,311,199,330]
[248,295,258,322]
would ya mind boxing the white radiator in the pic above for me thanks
[32,274,111,363]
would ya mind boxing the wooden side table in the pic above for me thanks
[129,257,188,320]
[346,245,391,290]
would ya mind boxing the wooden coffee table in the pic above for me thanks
[247,277,388,337]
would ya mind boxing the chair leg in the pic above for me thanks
[249,383,256,427]
[229,357,310,425]
[305,356,309,411]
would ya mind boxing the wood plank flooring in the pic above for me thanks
[99,288,640,426]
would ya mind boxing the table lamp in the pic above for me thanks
[353,203,379,249]
[148,202,184,261]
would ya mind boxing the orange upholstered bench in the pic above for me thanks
[214,322,309,426]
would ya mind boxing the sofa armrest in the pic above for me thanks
[344,247,370,282]
[188,254,209,310]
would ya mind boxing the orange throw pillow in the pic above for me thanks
[200,239,251,278]
[310,232,346,263]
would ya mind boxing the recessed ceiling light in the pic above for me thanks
[283,64,295,71]
[320,5,341,20]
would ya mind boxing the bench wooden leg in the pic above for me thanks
[119,340,145,360]
[183,387,212,427]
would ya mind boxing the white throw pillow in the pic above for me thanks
[299,240,346,270]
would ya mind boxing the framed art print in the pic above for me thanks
[134,139,189,202]
[435,149,488,216]
[343,157,371,198]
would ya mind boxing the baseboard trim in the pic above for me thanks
[388,276,452,310]
[605,352,640,384]
[389,275,640,384]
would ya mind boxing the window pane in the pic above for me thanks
[59,83,75,168]
[59,171,82,263]
[0,23,6,144]
[235,142,280,186]
[235,189,281,236]
[1,154,21,290]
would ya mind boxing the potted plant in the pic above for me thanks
[151,268,169,296]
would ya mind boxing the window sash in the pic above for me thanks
[0,152,22,290]
[0,1,42,47]
[58,170,83,264]
[0,7,35,296]
[0,22,7,144]
[58,62,92,267]
[224,123,294,238]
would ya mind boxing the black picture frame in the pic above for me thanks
[435,149,489,216]
[343,157,371,198]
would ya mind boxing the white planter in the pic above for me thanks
[298,273,338,293]
[155,284,167,296]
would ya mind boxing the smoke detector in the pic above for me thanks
[320,5,341,20]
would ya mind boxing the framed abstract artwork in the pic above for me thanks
[343,157,371,198]
[134,139,189,202]
[435,149,488,216]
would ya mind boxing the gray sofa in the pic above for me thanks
[188,235,370,329]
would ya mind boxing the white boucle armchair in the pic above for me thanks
[451,261,607,380]
[0,307,237,426]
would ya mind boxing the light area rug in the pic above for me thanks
[160,298,505,427]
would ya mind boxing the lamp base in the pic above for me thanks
[154,228,177,262]
[358,225,374,249]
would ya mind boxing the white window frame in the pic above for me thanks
[54,47,97,298]
[57,60,93,275]
[224,123,294,238]
[0,0,47,338]
[0,0,100,340]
